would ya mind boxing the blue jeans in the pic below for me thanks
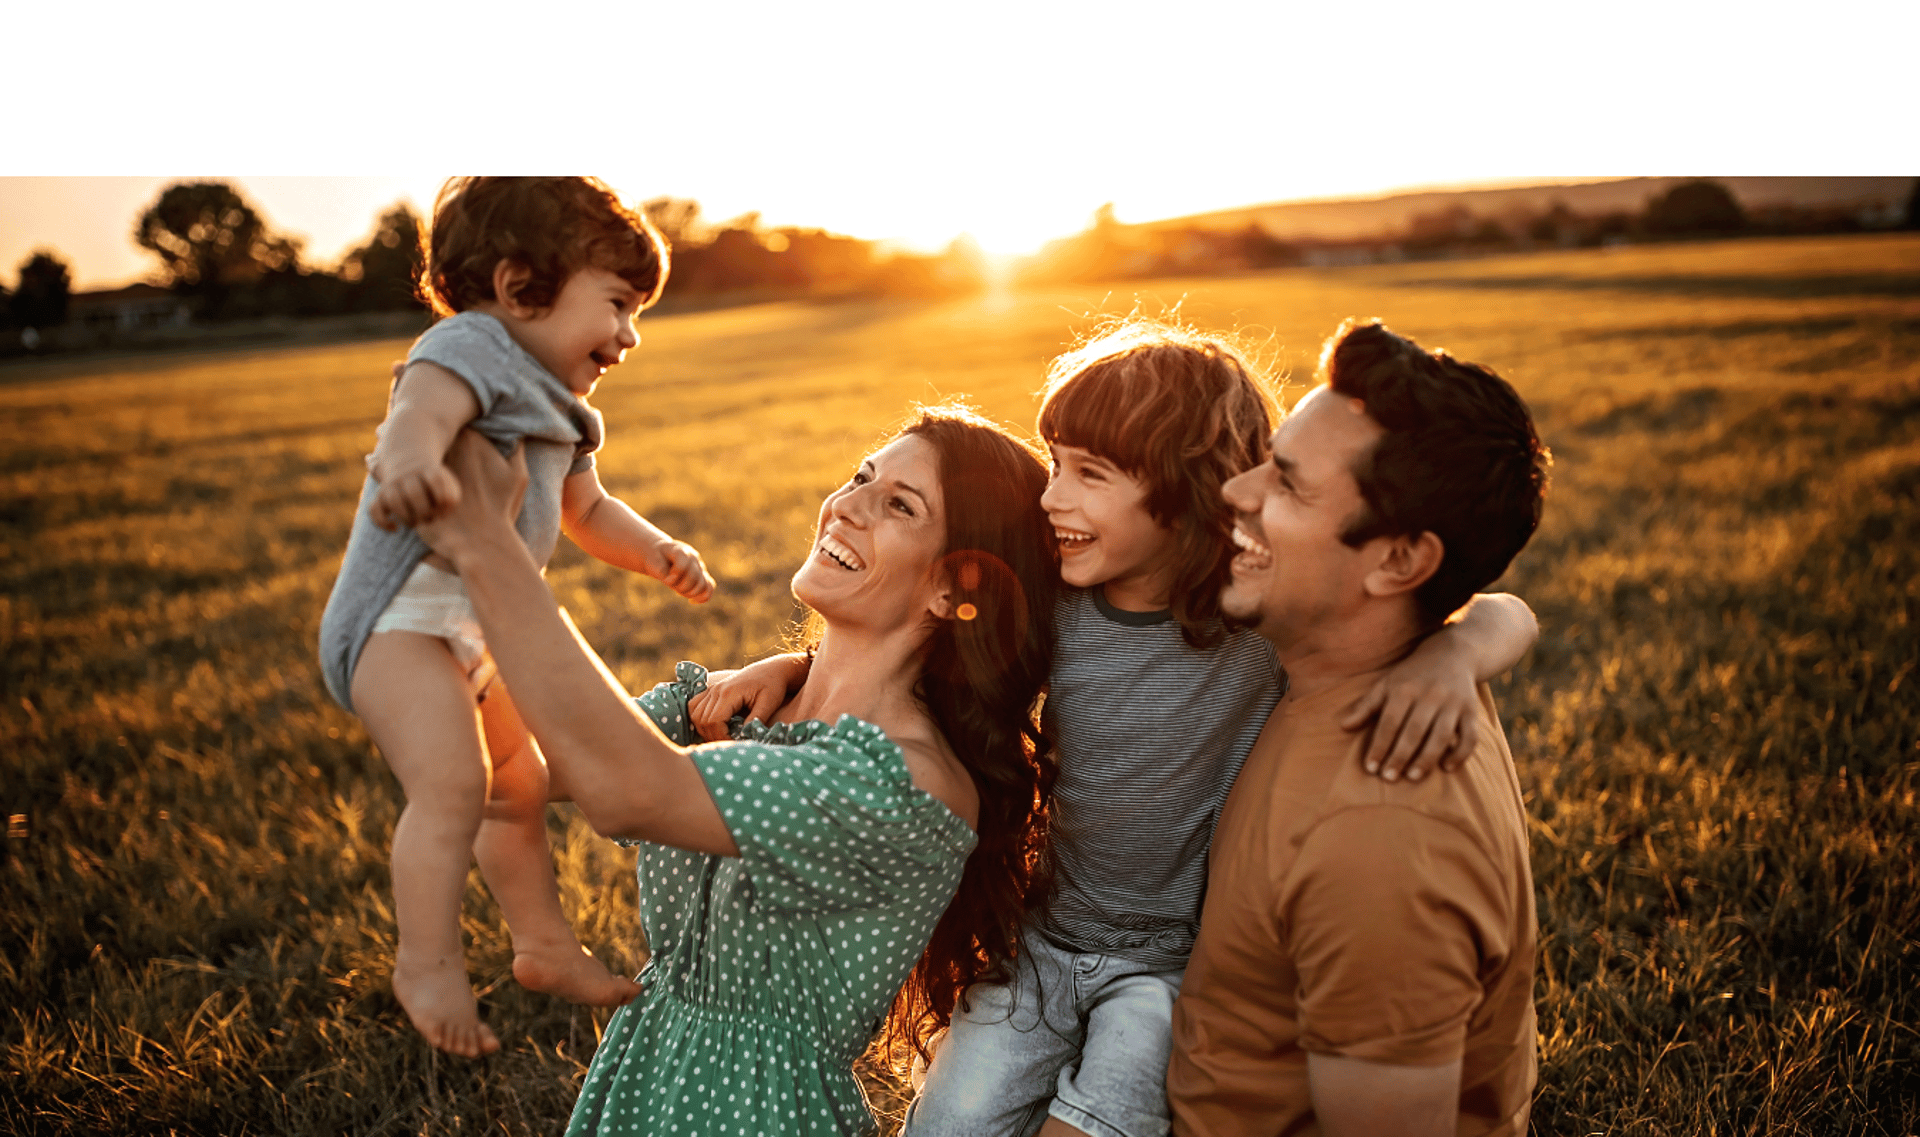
[901,931,1184,1137]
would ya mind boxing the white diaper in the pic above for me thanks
[371,562,496,695]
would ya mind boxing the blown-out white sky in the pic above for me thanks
[5,0,1913,288]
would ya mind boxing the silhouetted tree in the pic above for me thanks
[342,203,426,311]
[135,182,300,314]
[1528,201,1580,244]
[778,227,876,292]
[1589,211,1637,245]
[1405,205,1474,251]
[644,198,706,249]
[12,251,73,328]
[1466,218,1511,247]
[232,264,351,319]
[696,224,804,291]
[1239,224,1302,267]
[1644,180,1746,236]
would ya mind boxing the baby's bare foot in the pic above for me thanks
[513,944,641,1007]
[394,947,501,1058]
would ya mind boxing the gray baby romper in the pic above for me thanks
[317,311,602,712]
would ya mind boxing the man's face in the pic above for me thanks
[1220,384,1384,647]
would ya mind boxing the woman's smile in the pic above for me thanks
[818,532,867,571]
[792,434,947,626]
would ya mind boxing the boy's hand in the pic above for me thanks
[1338,633,1481,783]
[689,653,809,741]
[653,539,715,604]
[369,463,462,530]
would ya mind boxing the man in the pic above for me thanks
[1168,319,1551,1136]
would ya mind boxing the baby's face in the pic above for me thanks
[513,266,645,396]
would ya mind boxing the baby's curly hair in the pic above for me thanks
[422,177,668,318]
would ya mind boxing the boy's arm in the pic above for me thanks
[367,361,482,530]
[1339,592,1539,782]
[561,467,715,602]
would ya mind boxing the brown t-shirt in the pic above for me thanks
[1168,670,1536,1137]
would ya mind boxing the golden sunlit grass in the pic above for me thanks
[4,232,1918,1134]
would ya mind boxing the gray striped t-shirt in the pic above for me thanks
[1038,586,1285,969]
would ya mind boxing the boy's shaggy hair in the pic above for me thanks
[422,177,668,318]
[1038,320,1278,649]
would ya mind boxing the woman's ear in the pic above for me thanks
[491,260,539,316]
[1363,530,1444,599]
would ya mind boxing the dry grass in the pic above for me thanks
[3,232,1917,1134]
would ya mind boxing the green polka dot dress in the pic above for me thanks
[567,663,978,1137]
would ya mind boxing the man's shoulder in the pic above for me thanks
[1231,678,1524,874]
[1283,689,1529,912]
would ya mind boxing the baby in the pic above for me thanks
[318,177,713,1057]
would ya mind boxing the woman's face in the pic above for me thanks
[792,434,950,633]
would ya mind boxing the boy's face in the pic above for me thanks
[508,265,645,397]
[1041,442,1181,611]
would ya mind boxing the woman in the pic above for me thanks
[416,405,1058,1136]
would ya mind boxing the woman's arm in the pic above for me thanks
[1338,592,1539,781]
[420,431,737,855]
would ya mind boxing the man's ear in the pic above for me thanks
[491,260,539,316]
[1363,531,1444,599]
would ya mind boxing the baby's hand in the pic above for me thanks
[653,539,715,604]
[1338,633,1481,783]
[369,463,462,531]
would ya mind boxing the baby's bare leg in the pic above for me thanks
[352,630,500,1058]
[473,682,639,1007]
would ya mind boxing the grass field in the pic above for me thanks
[4,232,1918,1135]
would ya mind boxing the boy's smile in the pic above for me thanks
[492,265,645,397]
[1041,442,1181,612]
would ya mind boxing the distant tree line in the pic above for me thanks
[1,183,428,348]
[7,178,1918,347]
[116,182,432,322]
[3,181,987,351]
[1019,178,1920,285]
[640,198,986,301]
[1399,178,1917,254]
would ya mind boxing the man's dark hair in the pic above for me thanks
[1322,318,1551,629]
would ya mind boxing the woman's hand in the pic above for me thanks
[1338,632,1480,783]
[688,653,811,741]
[414,430,529,570]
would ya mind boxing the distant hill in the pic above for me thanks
[1148,177,1918,241]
